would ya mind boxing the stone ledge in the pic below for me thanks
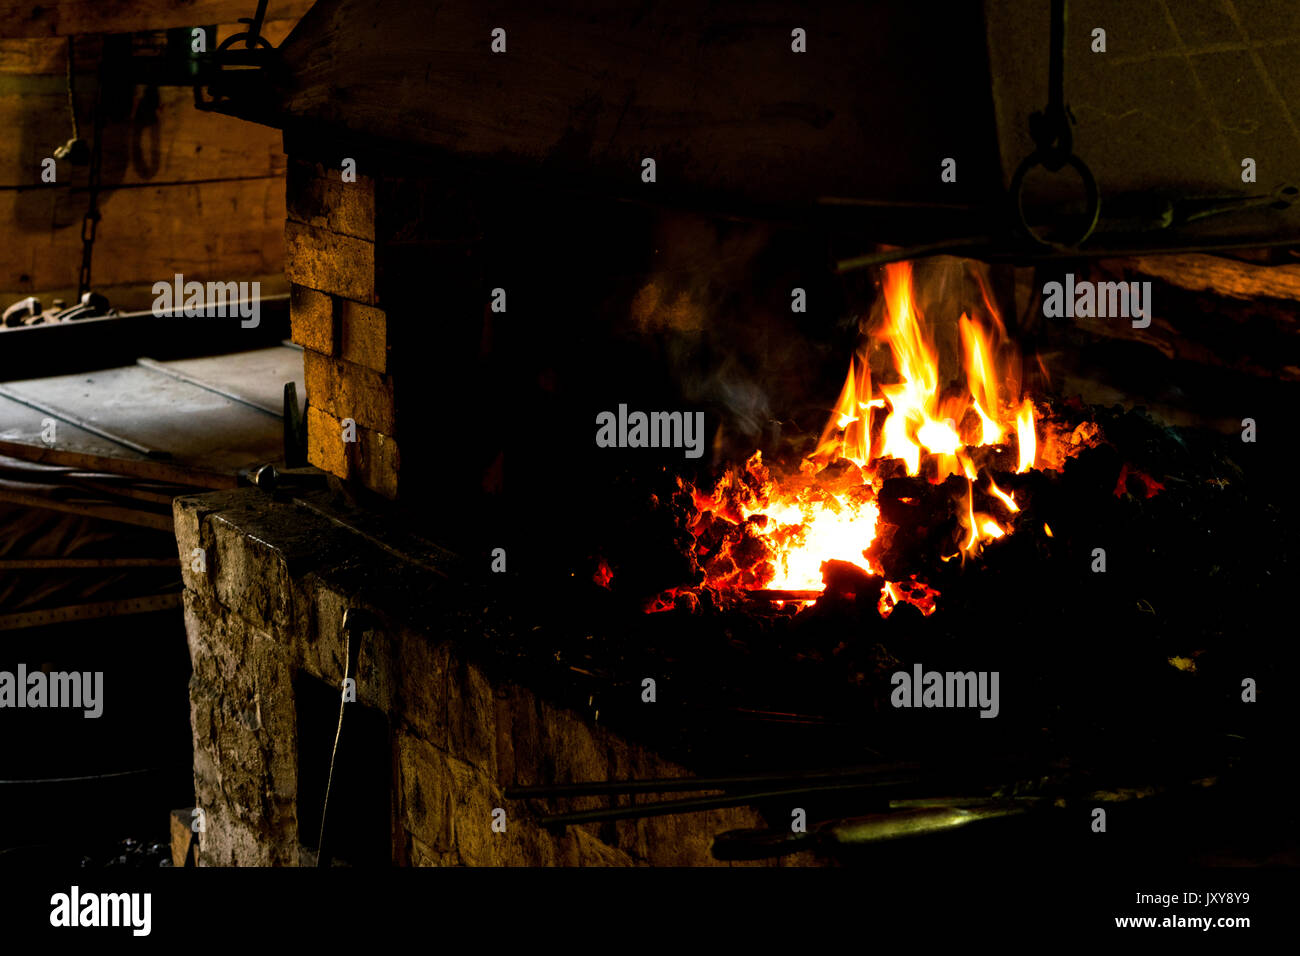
[175,488,825,867]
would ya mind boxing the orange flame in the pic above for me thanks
[686,261,1090,616]
[959,315,1003,446]
[1016,398,1037,473]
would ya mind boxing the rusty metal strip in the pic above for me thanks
[0,558,177,570]
[0,487,175,531]
[0,593,181,631]
[68,479,180,506]
[0,384,162,458]
[136,357,282,417]
[0,440,237,489]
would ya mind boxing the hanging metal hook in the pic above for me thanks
[1009,0,1101,250]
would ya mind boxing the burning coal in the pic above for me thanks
[665,261,1099,617]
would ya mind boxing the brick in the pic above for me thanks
[354,426,400,499]
[289,284,335,354]
[574,828,636,867]
[210,512,292,635]
[395,631,450,748]
[287,158,376,241]
[397,732,452,853]
[305,402,400,498]
[447,650,496,777]
[183,593,298,866]
[285,221,376,304]
[339,299,388,372]
[302,351,395,435]
[306,405,347,478]
[445,755,503,866]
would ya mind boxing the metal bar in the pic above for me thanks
[0,593,181,631]
[108,293,289,321]
[508,764,918,800]
[818,196,983,212]
[0,440,237,489]
[536,781,902,829]
[1048,0,1066,116]
[136,357,281,417]
[0,487,175,531]
[0,384,162,458]
[0,765,188,786]
[0,557,177,570]
[835,237,996,273]
[68,479,179,505]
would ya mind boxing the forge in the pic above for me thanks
[166,0,1297,870]
[3,0,1296,883]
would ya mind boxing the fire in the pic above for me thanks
[987,478,1019,513]
[682,261,1088,617]
[1016,398,1037,473]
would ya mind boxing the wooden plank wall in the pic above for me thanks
[0,2,313,311]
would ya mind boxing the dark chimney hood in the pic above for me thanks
[201,0,1300,254]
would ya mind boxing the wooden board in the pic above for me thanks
[0,1,314,37]
[0,176,284,296]
[0,21,298,187]
[268,0,1002,212]
[0,85,289,188]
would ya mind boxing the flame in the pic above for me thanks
[873,264,964,475]
[988,478,1019,513]
[683,261,1092,617]
[815,356,873,465]
[1016,398,1037,473]
[960,315,1003,446]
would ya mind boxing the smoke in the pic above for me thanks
[621,212,845,462]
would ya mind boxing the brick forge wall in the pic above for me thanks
[176,489,823,867]
[285,158,400,499]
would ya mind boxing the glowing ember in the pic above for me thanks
[682,261,1093,617]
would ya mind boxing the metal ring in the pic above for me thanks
[1010,150,1101,250]
[215,32,274,53]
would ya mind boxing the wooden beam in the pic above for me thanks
[1118,254,1300,304]
[0,176,284,293]
[0,1,314,38]
[264,0,1001,213]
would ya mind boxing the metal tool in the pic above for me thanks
[713,802,1034,860]
[283,381,308,467]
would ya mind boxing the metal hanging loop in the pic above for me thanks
[1010,0,1101,250]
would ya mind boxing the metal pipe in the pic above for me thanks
[136,357,282,416]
